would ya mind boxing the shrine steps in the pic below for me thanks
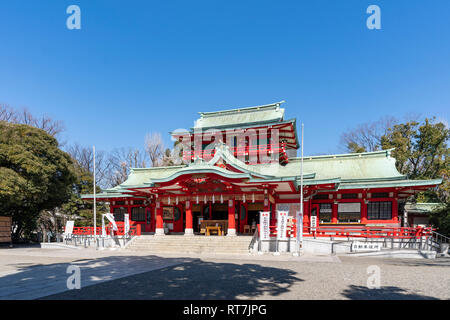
[126,235,252,255]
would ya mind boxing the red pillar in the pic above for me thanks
[228,199,236,236]
[155,201,164,235]
[185,200,194,235]
[392,198,399,224]
[303,200,310,226]
[332,202,338,223]
[270,200,276,226]
[361,200,368,224]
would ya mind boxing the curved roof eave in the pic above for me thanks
[143,168,264,186]
[338,178,443,190]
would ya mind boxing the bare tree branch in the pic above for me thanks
[340,116,397,153]
[145,132,165,167]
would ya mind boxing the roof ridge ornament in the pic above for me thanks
[191,155,207,166]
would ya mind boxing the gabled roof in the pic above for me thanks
[194,101,286,129]
[81,148,442,200]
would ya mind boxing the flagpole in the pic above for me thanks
[93,145,97,249]
[299,123,304,254]
[295,123,304,255]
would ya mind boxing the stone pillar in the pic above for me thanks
[185,200,194,235]
[155,201,164,235]
[227,199,236,236]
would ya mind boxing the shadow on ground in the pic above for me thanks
[37,257,302,300]
[341,285,439,300]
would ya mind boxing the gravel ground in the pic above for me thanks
[1,246,449,300]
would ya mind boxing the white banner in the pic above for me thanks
[277,211,288,240]
[105,213,118,231]
[124,214,130,235]
[296,211,303,240]
[310,215,317,231]
[102,214,106,237]
[64,221,74,235]
[259,211,271,241]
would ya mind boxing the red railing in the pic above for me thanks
[259,220,433,240]
[302,225,433,239]
[67,223,141,236]
[182,142,288,163]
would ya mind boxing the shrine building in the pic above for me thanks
[81,101,442,237]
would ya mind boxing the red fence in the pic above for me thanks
[67,223,141,236]
[260,221,433,240]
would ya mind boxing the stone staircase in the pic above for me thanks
[127,235,252,255]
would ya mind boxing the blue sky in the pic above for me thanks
[0,0,449,156]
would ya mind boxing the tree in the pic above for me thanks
[60,154,107,227]
[380,118,449,184]
[66,143,112,189]
[145,132,165,167]
[0,122,76,241]
[340,116,397,153]
[161,148,177,166]
[0,104,64,139]
[380,118,449,236]
[107,147,148,186]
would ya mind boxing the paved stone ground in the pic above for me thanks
[1,246,449,300]
[0,246,192,299]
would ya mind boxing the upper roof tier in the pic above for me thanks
[194,101,286,129]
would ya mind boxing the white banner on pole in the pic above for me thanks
[105,213,118,231]
[277,211,288,241]
[124,214,130,235]
[296,211,303,240]
[259,211,271,241]
[310,215,317,231]
[102,214,106,237]
[64,221,74,235]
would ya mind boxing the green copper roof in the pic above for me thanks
[404,202,443,214]
[194,101,285,129]
[80,192,144,200]
[288,149,406,181]
[81,146,442,199]
[337,178,443,189]
[118,165,187,188]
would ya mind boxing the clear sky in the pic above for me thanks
[0,0,449,156]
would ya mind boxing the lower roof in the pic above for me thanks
[81,147,442,201]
